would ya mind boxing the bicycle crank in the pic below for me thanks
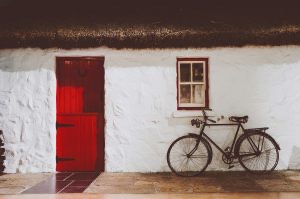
[222,147,234,164]
[222,153,234,164]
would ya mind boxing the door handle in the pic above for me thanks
[56,122,75,129]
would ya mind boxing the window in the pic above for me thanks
[177,58,209,110]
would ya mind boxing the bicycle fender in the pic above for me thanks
[251,131,281,150]
[188,133,199,137]
[188,133,213,164]
[262,132,281,150]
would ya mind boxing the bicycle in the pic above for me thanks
[167,108,280,177]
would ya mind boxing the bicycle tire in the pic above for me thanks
[167,135,211,177]
[236,131,279,174]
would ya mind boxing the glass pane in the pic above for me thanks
[192,63,204,82]
[180,85,191,103]
[192,85,204,104]
[180,63,191,82]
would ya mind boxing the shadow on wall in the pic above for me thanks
[288,146,300,169]
[0,49,56,72]
[102,47,300,68]
[1,47,300,70]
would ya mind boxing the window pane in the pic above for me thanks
[180,63,191,82]
[192,85,204,104]
[192,63,204,82]
[180,85,191,103]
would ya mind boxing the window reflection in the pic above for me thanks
[192,63,203,82]
[180,85,191,103]
[192,85,204,104]
[180,63,191,82]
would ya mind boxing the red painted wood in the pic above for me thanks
[56,57,105,172]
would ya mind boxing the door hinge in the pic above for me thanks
[56,156,75,163]
[56,122,75,129]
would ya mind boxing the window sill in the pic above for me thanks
[173,111,203,118]
[173,110,215,118]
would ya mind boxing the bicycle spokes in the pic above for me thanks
[167,135,210,177]
[237,133,279,173]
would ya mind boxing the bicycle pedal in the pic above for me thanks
[228,165,234,169]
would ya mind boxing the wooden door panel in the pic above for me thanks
[56,59,104,114]
[57,114,98,171]
[56,57,104,172]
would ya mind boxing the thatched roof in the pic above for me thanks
[1,0,300,49]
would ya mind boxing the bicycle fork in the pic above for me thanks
[187,139,201,158]
[187,129,205,157]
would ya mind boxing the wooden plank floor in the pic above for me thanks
[1,193,300,199]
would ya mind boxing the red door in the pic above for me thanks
[56,57,105,172]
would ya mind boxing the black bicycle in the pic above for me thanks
[167,108,280,177]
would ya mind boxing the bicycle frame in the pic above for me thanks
[198,122,246,158]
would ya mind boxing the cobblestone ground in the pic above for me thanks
[85,171,300,193]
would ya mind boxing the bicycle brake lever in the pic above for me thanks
[207,119,216,123]
[191,119,196,126]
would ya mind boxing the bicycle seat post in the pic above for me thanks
[202,110,208,122]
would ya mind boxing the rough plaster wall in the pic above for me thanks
[0,46,300,173]
[104,47,300,172]
[0,50,56,173]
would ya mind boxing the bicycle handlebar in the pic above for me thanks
[207,118,216,123]
[191,108,215,127]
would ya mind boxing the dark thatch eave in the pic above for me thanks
[1,0,300,49]
[2,24,300,49]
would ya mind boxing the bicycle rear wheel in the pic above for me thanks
[237,131,279,174]
[167,135,211,177]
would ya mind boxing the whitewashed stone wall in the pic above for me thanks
[0,46,300,173]
[0,50,57,172]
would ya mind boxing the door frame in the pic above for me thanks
[55,56,105,172]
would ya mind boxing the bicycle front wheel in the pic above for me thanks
[237,131,279,174]
[167,135,211,177]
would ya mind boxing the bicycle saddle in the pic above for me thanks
[229,116,248,123]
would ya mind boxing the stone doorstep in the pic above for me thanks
[21,172,100,194]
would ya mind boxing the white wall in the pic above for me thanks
[0,46,300,173]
